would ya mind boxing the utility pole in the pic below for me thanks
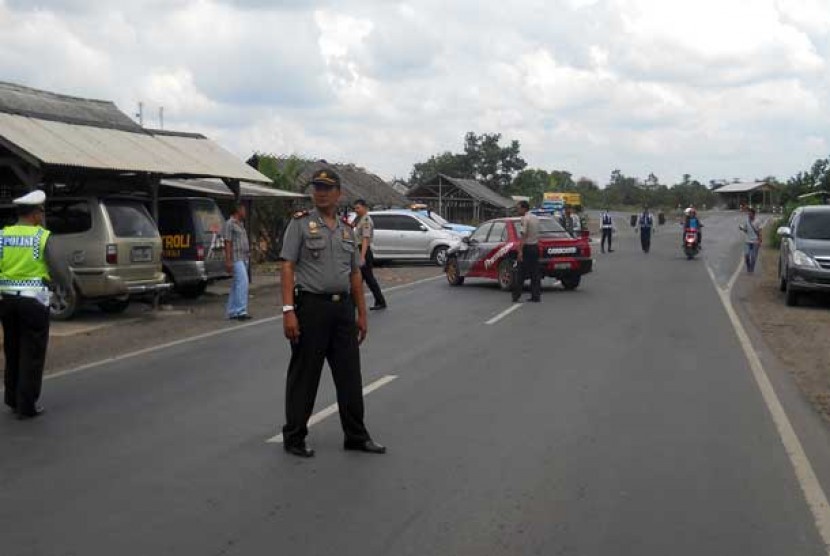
[159,106,164,130]
[136,102,144,127]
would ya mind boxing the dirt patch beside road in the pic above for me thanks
[1,264,442,378]
[738,249,830,419]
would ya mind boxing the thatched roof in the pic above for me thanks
[408,174,514,209]
[271,158,406,208]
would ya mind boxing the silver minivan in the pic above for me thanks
[368,210,462,266]
[46,196,170,319]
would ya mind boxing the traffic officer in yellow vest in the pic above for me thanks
[1,190,70,419]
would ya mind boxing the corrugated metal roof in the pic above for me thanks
[161,178,306,199]
[714,181,767,193]
[0,113,270,183]
[0,81,141,131]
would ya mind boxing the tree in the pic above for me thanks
[605,169,641,206]
[548,170,575,192]
[409,151,473,187]
[409,132,527,194]
[509,169,550,205]
[462,132,527,194]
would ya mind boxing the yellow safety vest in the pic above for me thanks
[0,224,51,291]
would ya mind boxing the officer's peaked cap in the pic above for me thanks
[12,190,46,206]
[310,169,341,188]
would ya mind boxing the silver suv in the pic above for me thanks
[45,196,170,319]
[368,210,461,266]
[777,206,830,306]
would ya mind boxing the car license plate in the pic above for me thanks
[555,263,571,270]
[547,247,577,256]
[131,246,153,263]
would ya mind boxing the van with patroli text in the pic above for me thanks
[157,198,231,298]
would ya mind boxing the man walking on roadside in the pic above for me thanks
[1,190,70,419]
[739,208,762,273]
[513,200,542,303]
[279,169,385,458]
[600,208,615,253]
[353,199,387,311]
[223,203,251,321]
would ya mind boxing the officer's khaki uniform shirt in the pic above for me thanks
[280,210,359,294]
[354,214,374,246]
[521,213,540,245]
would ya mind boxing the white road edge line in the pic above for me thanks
[485,303,523,325]
[36,274,444,385]
[707,260,830,553]
[266,374,398,443]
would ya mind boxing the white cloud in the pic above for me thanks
[0,0,828,185]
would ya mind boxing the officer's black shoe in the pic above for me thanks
[369,304,387,311]
[17,406,45,420]
[236,314,253,321]
[344,439,386,454]
[527,297,541,303]
[511,297,521,303]
[284,443,315,458]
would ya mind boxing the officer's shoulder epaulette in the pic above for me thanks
[292,210,310,219]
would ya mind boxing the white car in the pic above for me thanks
[367,210,462,266]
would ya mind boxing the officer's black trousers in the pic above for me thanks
[282,296,370,447]
[601,229,613,252]
[640,228,652,253]
[512,245,541,301]
[360,248,386,307]
[2,296,50,414]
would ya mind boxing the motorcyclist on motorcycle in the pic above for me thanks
[682,207,703,248]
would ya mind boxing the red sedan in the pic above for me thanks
[445,217,593,290]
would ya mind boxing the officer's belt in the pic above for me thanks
[299,291,351,303]
[0,288,48,301]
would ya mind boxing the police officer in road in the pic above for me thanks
[513,200,542,303]
[353,199,387,311]
[636,206,655,253]
[279,169,386,458]
[1,190,70,419]
[600,208,615,253]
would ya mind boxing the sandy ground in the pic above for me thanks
[1,264,442,377]
[739,248,830,419]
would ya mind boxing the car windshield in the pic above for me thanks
[104,200,159,239]
[426,212,449,226]
[192,200,225,238]
[415,214,443,230]
[537,218,571,236]
[797,212,830,240]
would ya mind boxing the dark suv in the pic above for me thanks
[157,198,231,298]
[777,206,830,306]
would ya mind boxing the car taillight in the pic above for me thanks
[196,244,205,262]
[106,244,118,265]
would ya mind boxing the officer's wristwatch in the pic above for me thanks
[282,305,295,313]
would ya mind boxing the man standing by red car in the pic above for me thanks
[512,201,541,303]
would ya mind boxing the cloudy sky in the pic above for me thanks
[1,0,829,185]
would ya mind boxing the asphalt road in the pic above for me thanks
[1,212,828,555]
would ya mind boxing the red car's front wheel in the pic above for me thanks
[446,257,464,286]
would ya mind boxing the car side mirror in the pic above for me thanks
[419,225,428,232]
[777,226,792,238]
[462,236,471,244]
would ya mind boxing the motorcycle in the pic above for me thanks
[683,227,700,259]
